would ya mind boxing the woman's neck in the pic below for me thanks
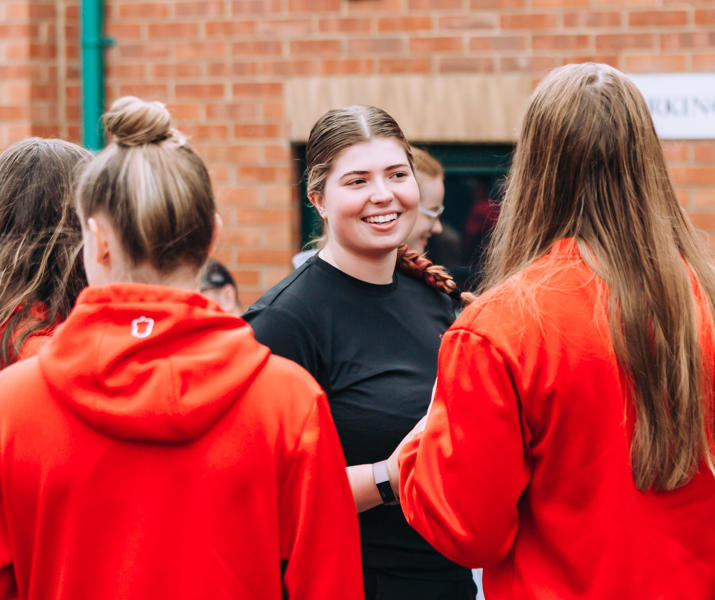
[319,242,397,285]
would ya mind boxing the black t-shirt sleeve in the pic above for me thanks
[244,306,322,383]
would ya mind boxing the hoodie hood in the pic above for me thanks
[38,283,270,442]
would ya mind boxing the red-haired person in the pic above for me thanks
[403,147,445,255]
[0,97,362,600]
[0,138,90,368]
[390,63,715,599]
[243,105,475,600]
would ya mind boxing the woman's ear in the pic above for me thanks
[308,192,327,219]
[208,212,223,257]
[88,216,111,267]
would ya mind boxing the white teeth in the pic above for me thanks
[364,213,397,224]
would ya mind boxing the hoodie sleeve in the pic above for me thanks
[279,391,363,600]
[398,327,532,568]
[0,506,17,600]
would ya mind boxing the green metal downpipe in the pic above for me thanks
[81,0,111,151]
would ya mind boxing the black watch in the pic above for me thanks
[372,460,399,505]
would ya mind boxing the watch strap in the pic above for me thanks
[372,460,398,505]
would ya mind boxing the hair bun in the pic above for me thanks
[104,96,172,146]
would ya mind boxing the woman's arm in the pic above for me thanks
[346,464,383,513]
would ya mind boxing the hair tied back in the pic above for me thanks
[104,96,173,147]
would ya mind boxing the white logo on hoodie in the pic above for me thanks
[131,316,155,339]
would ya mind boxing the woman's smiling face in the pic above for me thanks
[314,137,419,260]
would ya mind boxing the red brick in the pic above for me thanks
[176,42,226,60]
[624,54,686,73]
[408,0,461,8]
[439,15,499,29]
[661,142,690,163]
[290,40,342,55]
[501,56,561,72]
[152,64,202,78]
[205,63,231,77]
[265,145,291,161]
[118,3,170,18]
[694,143,715,163]
[502,13,560,29]
[176,84,225,99]
[629,10,688,27]
[693,54,715,71]
[175,1,226,16]
[564,11,621,28]
[534,0,588,6]
[205,145,260,163]
[695,10,715,25]
[662,32,715,50]
[232,0,282,13]
[236,208,294,225]
[689,213,715,231]
[694,189,715,209]
[232,82,284,97]
[319,59,374,75]
[117,84,170,99]
[409,36,463,53]
[237,249,294,265]
[472,0,526,6]
[348,38,403,54]
[234,270,261,286]
[533,34,590,50]
[258,19,313,37]
[232,41,282,55]
[288,0,340,11]
[205,21,255,36]
[0,105,31,120]
[378,17,433,32]
[261,61,315,76]
[670,167,715,186]
[596,33,656,50]
[105,23,143,39]
[147,23,199,38]
[234,124,282,138]
[378,58,432,73]
[348,0,402,11]
[118,43,171,60]
[217,186,261,208]
[440,57,496,73]
[264,186,295,207]
[470,35,526,51]
[207,103,257,120]
[165,103,201,120]
[258,103,282,120]
[319,18,372,33]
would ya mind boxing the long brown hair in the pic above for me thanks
[482,63,715,491]
[306,105,472,304]
[76,97,216,274]
[0,138,91,368]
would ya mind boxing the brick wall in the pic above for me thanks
[3,0,715,303]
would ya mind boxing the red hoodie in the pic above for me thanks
[399,238,715,599]
[0,284,363,600]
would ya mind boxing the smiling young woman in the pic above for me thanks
[243,105,476,600]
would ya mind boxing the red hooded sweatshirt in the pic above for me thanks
[0,284,363,600]
[399,238,715,599]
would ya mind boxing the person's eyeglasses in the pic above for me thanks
[418,205,445,224]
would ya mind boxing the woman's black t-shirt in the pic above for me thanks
[243,255,468,578]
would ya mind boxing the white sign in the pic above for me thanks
[628,73,715,140]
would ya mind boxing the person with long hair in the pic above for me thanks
[0,97,362,599]
[390,63,715,598]
[243,105,476,599]
[0,138,90,368]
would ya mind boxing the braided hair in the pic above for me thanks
[396,244,476,306]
